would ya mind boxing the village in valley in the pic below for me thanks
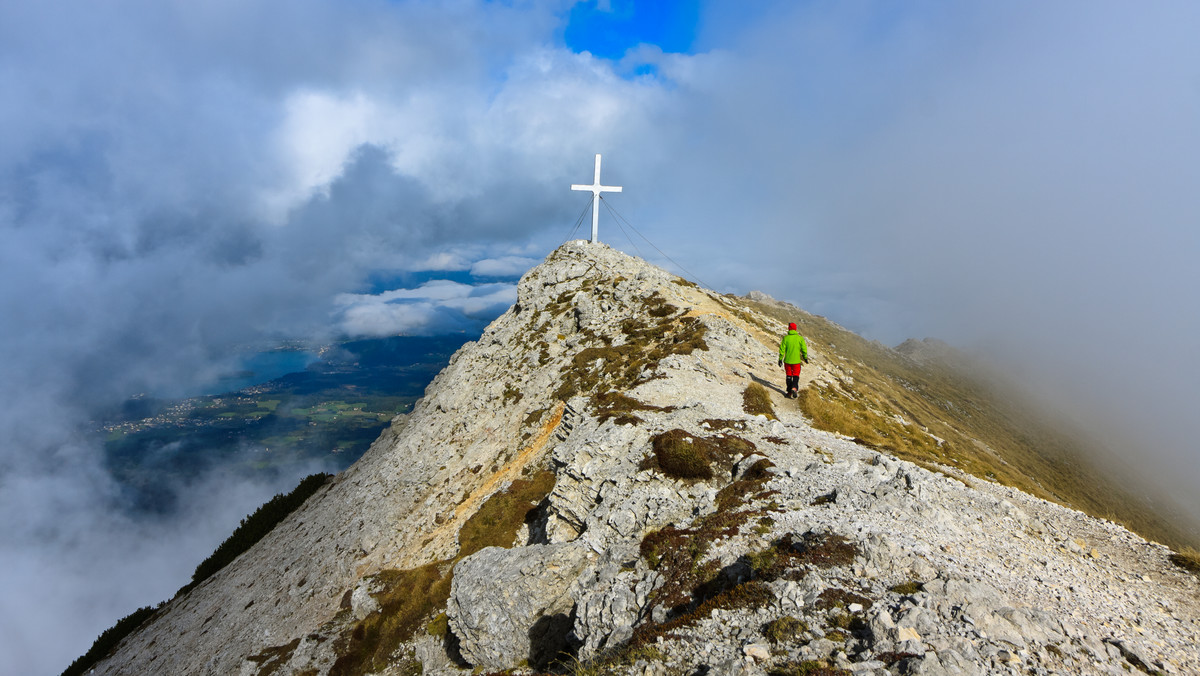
[96,335,468,514]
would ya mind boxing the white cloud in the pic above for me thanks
[469,256,538,277]
[409,251,474,272]
[337,301,439,337]
[267,90,385,219]
[334,280,517,337]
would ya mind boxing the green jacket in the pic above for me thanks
[779,330,808,365]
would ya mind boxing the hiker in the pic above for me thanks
[778,322,808,398]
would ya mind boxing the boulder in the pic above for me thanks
[447,543,591,669]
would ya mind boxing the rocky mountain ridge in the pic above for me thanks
[91,241,1199,676]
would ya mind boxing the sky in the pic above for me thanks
[3,1,1200,672]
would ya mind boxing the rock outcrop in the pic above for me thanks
[92,241,1199,676]
[448,542,591,669]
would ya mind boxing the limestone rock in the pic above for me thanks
[743,643,770,661]
[744,290,776,303]
[447,543,591,669]
[570,546,662,659]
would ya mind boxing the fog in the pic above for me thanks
[667,1,1200,525]
[2,1,1198,672]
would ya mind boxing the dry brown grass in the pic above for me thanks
[458,470,555,558]
[330,563,450,676]
[1169,547,1200,576]
[763,616,808,644]
[552,292,708,404]
[330,471,556,675]
[768,660,852,676]
[743,382,777,420]
[743,296,1199,550]
[649,429,714,480]
[889,581,924,595]
[594,391,671,425]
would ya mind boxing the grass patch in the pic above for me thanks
[621,490,788,661]
[635,458,777,610]
[636,512,773,626]
[459,470,555,558]
[796,385,943,462]
[714,472,774,514]
[593,443,782,669]
[768,661,851,676]
[330,565,446,676]
[889,581,924,595]
[810,491,836,507]
[329,471,556,674]
[246,638,302,676]
[754,515,775,535]
[568,644,665,674]
[645,429,713,480]
[636,580,774,644]
[594,391,671,425]
[391,651,423,676]
[642,429,759,483]
[814,587,873,611]
[648,302,676,318]
[713,433,759,460]
[743,382,777,419]
[426,612,449,638]
[552,294,708,404]
[1169,547,1200,576]
[502,384,523,405]
[638,525,716,605]
[701,418,748,432]
[763,616,808,644]
[745,532,859,582]
[521,407,549,438]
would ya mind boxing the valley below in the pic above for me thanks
[96,335,470,514]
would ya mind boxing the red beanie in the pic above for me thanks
[788,322,797,330]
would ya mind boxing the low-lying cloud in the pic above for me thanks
[471,256,540,278]
[335,280,518,337]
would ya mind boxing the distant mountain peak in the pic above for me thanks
[894,337,958,364]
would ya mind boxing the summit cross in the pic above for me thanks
[571,154,623,244]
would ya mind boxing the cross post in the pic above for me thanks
[571,154,622,244]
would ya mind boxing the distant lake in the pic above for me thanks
[199,349,321,396]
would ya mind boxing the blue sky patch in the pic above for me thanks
[564,0,700,59]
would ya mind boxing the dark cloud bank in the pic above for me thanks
[3,1,1199,672]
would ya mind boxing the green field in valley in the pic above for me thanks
[100,335,469,514]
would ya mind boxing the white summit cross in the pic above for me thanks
[571,153,622,244]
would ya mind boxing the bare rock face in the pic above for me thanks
[569,542,662,659]
[448,543,592,669]
[91,241,1200,676]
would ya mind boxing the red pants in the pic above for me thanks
[784,363,803,376]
